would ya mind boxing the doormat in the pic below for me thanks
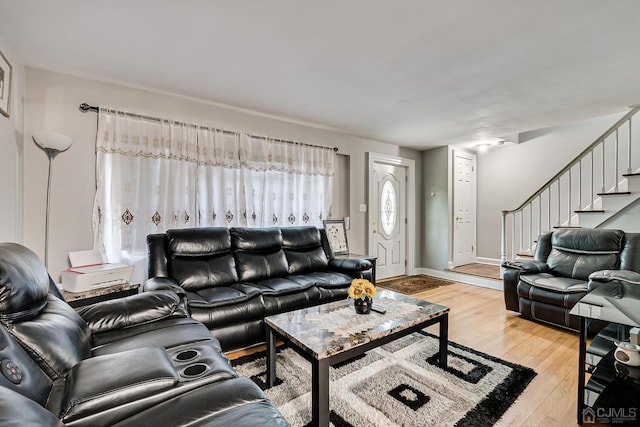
[377,274,454,295]
[232,331,537,427]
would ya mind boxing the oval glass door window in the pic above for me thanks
[380,179,397,236]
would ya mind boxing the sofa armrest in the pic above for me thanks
[77,290,188,334]
[588,269,640,291]
[143,277,186,298]
[502,268,521,312]
[60,347,178,424]
[501,259,549,274]
[501,260,547,312]
[328,258,373,273]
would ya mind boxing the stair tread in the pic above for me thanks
[553,225,582,229]
[596,191,631,196]
[515,252,534,258]
[575,209,605,213]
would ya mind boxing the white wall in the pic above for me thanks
[476,111,628,260]
[0,35,25,244]
[24,67,422,281]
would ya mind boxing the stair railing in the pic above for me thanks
[501,106,640,264]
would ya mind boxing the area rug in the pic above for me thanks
[231,331,536,427]
[377,274,454,295]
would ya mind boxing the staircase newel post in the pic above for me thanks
[500,210,508,273]
[628,117,633,174]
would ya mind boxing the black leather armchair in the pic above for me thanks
[0,242,288,426]
[146,226,373,351]
[502,228,640,330]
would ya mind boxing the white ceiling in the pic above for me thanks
[1,0,640,150]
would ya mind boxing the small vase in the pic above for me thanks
[354,296,372,314]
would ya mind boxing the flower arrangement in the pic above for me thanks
[348,278,377,301]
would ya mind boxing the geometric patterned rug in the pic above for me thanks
[231,331,536,426]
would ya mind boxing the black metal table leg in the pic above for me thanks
[439,312,449,369]
[312,358,330,426]
[577,317,588,425]
[266,327,277,388]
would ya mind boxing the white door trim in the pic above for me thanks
[367,152,416,277]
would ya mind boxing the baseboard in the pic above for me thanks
[416,268,503,291]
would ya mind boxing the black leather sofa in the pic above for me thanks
[146,226,373,351]
[502,228,640,330]
[0,242,288,426]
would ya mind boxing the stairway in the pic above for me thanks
[501,106,640,263]
[576,173,640,228]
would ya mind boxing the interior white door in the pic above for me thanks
[371,163,406,279]
[453,150,476,267]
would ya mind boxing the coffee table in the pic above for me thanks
[265,289,449,426]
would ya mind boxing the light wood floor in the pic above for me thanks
[448,263,502,280]
[228,283,587,427]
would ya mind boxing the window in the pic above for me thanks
[380,179,397,236]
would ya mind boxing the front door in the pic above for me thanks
[371,163,406,279]
[452,150,476,267]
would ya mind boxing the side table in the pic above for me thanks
[63,281,139,308]
[570,281,640,425]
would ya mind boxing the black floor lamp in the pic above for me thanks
[32,131,73,269]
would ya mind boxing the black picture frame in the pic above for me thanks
[323,219,349,255]
[0,48,11,118]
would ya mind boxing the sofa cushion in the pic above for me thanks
[167,228,232,255]
[519,273,588,293]
[90,317,219,356]
[78,291,188,334]
[231,228,289,281]
[252,277,315,296]
[60,347,179,423]
[281,226,329,274]
[188,283,262,309]
[289,271,354,289]
[8,296,91,380]
[0,243,51,323]
[167,228,238,290]
[170,253,238,290]
[546,228,623,280]
[111,377,289,427]
[621,233,640,272]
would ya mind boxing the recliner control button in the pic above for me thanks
[1,360,23,384]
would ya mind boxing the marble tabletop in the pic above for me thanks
[265,289,449,359]
[62,281,139,302]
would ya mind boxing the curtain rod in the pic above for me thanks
[79,103,338,152]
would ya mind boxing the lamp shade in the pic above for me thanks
[33,131,73,153]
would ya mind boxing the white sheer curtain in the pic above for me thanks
[196,128,334,227]
[93,109,334,283]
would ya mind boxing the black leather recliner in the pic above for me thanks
[146,226,373,351]
[502,228,640,330]
[0,242,289,426]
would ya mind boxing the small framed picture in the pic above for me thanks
[0,49,11,117]
[323,219,349,255]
